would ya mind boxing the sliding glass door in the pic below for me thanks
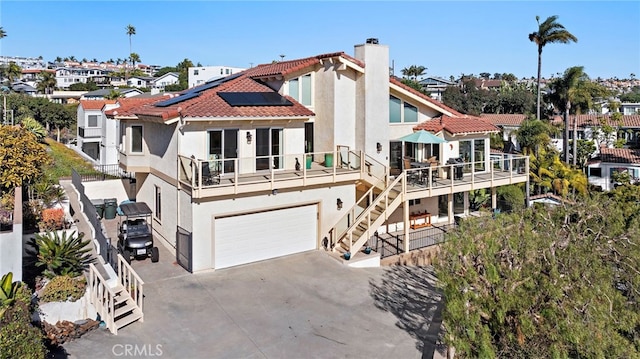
[208,129,238,174]
[256,128,283,171]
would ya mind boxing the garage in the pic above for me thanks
[214,204,318,269]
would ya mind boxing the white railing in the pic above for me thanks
[117,254,144,318]
[330,173,405,255]
[88,263,116,334]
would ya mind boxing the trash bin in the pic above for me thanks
[306,155,312,169]
[91,199,105,219]
[104,198,118,220]
[324,153,334,167]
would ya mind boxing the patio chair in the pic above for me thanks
[202,163,220,185]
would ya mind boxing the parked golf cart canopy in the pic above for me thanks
[117,202,159,264]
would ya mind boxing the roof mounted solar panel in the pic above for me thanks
[154,92,199,107]
[218,92,294,106]
[184,72,244,95]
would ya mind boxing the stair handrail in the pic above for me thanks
[361,152,388,185]
[334,172,405,254]
[117,254,145,317]
[88,263,117,334]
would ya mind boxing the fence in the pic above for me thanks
[77,164,132,182]
[367,223,455,259]
[72,169,118,269]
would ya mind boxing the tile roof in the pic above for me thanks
[245,52,364,79]
[415,115,499,135]
[105,95,174,118]
[389,77,462,117]
[597,148,640,164]
[480,114,528,126]
[122,74,314,121]
[80,100,116,110]
[551,114,640,128]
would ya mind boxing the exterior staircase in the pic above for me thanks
[329,172,405,258]
[88,254,144,335]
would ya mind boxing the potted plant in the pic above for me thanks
[364,246,372,255]
[343,251,351,260]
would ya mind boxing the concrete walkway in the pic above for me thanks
[59,179,447,359]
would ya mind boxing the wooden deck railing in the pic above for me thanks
[117,254,145,318]
[88,263,117,334]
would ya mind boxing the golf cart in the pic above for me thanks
[117,202,159,264]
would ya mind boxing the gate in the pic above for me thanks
[176,226,192,272]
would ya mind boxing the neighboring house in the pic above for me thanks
[188,65,246,88]
[106,40,529,273]
[0,56,46,69]
[481,114,528,151]
[55,67,112,89]
[418,76,456,101]
[150,72,179,90]
[34,90,87,104]
[483,113,640,153]
[81,88,144,100]
[76,100,118,163]
[473,78,502,91]
[10,81,37,96]
[587,148,640,191]
[126,76,155,88]
[620,103,640,115]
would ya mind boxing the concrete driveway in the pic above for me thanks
[63,247,445,359]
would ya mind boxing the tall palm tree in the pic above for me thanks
[0,27,6,39]
[528,15,578,121]
[401,65,427,81]
[2,62,22,83]
[126,24,136,79]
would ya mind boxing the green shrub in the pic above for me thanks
[39,275,86,303]
[30,230,93,279]
[0,285,46,359]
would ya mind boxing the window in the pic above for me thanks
[288,74,312,106]
[194,69,199,75]
[389,96,401,123]
[389,95,418,123]
[409,199,421,206]
[459,139,487,173]
[589,167,602,177]
[131,125,143,153]
[88,115,98,127]
[225,69,230,75]
[155,186,161,221]
[208,129,238,173]
[404,102,418,123]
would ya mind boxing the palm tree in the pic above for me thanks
[126,24,136,79]
[548,66,589,163]
[37,71,57,94]
[129,53,141,71]
[68,55,77,62]
[401,65,427,81]
[528,15,578,121]
[2,62,22,83]
[0,27,6,39]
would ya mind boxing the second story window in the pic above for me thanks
[131,125,143,153]
[194,69,199,75]
[88,115,99,127]
[389,95,418,123]
[288,74,312,106]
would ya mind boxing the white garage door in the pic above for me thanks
[214,205,317,269]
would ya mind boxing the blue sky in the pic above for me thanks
[1,1,639,80]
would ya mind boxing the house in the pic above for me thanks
[150,72,179,91]
[418,76,456,101]
[481,114,528,151]
[620,103,640,116]
[55,66,112,89]
[81,88,144,100]
[188,66,246,88]
[76,100,118,163]
[587,148,640,191]
[106,40,529,273]
[126,76,155,89]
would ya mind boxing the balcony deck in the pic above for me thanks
[178,153,529,199]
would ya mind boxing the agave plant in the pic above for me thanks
[30,231,93,279]
[0,272,21,319]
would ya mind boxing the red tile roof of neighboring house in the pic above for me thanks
[551,114,640,128]
[105,95,174,118]
[389,77,462,117]
[473,79,502,89]
[415,114,499,135]
[480,114,528,126]
[21,69,55,74]
[597,148,640,164]
[80,100,116,110]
